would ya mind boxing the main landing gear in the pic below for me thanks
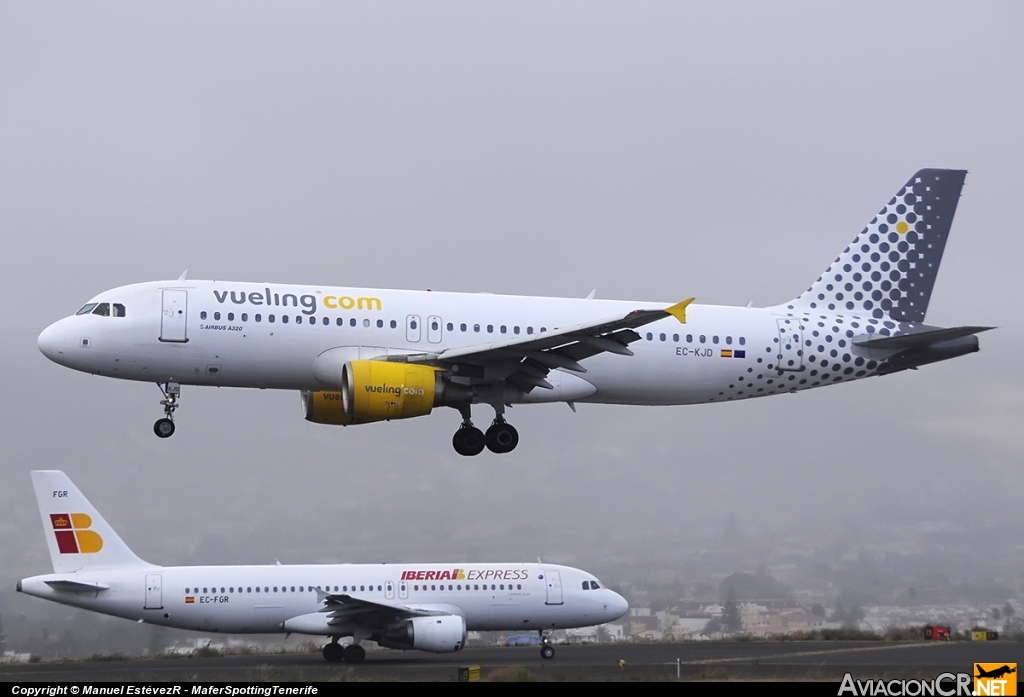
[153,382,180,438]
[452,405,518,456]
[322,639,365,663]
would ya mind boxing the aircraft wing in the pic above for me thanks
[316,591,442,627]
[399,298,694,392]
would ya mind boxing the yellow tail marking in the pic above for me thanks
[664,298,696,324]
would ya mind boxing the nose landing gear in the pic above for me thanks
[540,630,555,659]
[153,382,180,438]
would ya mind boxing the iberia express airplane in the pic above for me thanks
[19,471,628,662]
[37,170,989,455]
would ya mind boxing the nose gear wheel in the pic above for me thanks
[154,382,180,439]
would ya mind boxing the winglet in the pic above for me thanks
[664,298,696,324]
[177,270,188,281]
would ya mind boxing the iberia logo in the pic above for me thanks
[49,513,103,554]
[401,569,465,581]
[975,663,1017,696]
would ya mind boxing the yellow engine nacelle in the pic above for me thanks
[342,361,439,421]
[302,390,365,425]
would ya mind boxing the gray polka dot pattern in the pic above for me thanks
[790,169,967,323]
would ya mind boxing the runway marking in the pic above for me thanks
[674,642,941,665]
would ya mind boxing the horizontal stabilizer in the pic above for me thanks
[45,579,110,593]
[854,325,993,350]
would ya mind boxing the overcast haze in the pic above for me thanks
[1,2,1022,654]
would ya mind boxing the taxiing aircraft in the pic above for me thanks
[38,169,990,455]
[18,471,628,662]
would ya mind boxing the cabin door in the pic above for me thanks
[160,290,188,343]
[144,573,163,609]
[544,571,563,605]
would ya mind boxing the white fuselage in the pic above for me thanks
[19,562,627,635]
[38,280,907,407]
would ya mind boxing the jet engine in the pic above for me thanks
[342,361,439,420]
[302,361,473,425]
[377,615,466,653]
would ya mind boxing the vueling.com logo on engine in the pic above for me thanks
[50,513,103,554]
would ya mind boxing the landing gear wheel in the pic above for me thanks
[452,426,486,456]
[153,418,175,438]
[155,382,181,438]
[485,421,519,454]
[322,642,344,663]
[343,644,366,664]
[540,644,555,659]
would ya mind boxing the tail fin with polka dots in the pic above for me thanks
[787,169,967,322]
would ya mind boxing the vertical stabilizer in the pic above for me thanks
[787,169,967,322]
[31,470,150,573]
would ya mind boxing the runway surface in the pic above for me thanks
[1,641,1019,682]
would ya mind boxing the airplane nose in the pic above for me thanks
[609,591,629,619]
[38,321,67,365]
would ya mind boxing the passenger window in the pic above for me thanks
[514,326,520,334]
[322,317,328,326]
[739,337,746,345]
[433,320,440,330]
[228,313,234,321]
[295,316,302,324]
[410,320,418,330]
[460,323,467,332]
[269,315,275,323]
[487,325,493,333]
[646,332,653,341]
[255,314,261,322]
[282,315,289,324]
[336,318,343,326]
[113,303,126,317]
[363,319,370,327]
[699,335,705,343]
[713,335,719,344]
[726,336,732,345]
[92,303,110,316]
[76,303,98,315]
[473,324,480,332]
[686,334,692,342]
[242,313,248,321]
[660,333,666,341]
[673,334,679,342]
[500,325,507,334]
[201,311,208,320]
[350,318,356,327]
[213,312,220,321]
[377,319,383,328]
[540,327,547,333]
[391,320,398,329]
[527,327,533,335]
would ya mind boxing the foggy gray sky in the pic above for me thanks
[1,2,1022,645]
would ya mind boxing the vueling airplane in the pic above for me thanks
[19,471,628,662]
[37,169,990,455]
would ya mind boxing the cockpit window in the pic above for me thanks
[591,581,600,589]
[76,303,98,315]
[582,581,590,590]
[91,303,110,316]
[113,303,126,317]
